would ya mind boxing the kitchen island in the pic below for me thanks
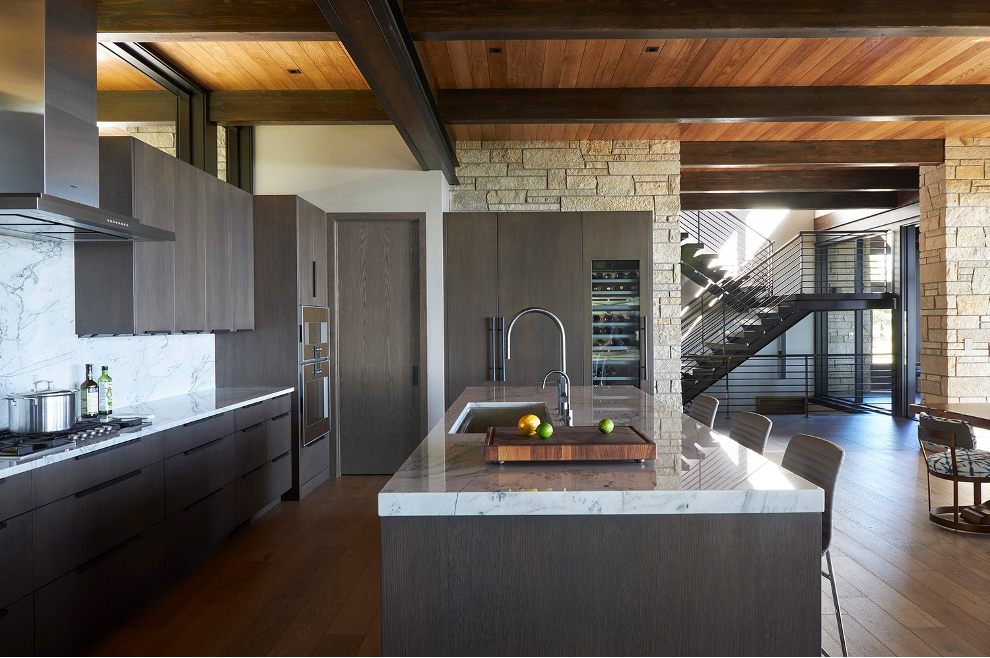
[379,385,823,657]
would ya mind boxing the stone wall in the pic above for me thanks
[919,138,990,403]
[126,125,177,157]
[449,140,681,466]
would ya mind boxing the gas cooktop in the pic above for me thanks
[0,418,150,461]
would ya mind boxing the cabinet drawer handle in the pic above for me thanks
[75,532,144,573]
[76,437,141,460]
[242,401,263,409]
[240,421,265,433]
[271,452,290,463]
[270,412,290,421]
[184,486,226,512]
[185,413,224,427]
[0,521,7,531]
[76,469,142,498]
[183,435,225,456]
[0,608,7,619]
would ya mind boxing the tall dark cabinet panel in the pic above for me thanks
[443,211,652,408]
[76,136,254,335]
[217,196,332,499]
[297,203,328,307]
[444,213,498,406]
[497,212,586,388]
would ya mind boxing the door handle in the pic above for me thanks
[487,317,496,380]
[496,317,506,382]
[412,365,419,386]
[312,261,317,298]
[640,315,650,381]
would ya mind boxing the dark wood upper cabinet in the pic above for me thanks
[296,200,328,307]
[77,137,254,335]
[231,188,256,331]
[174,165,207,332]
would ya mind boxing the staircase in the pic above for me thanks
[679,223,896,405]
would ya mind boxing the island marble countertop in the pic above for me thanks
[379,385,823,517]
[0,386,294,478]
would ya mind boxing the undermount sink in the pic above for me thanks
[450,402,553,434]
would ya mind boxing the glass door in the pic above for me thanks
[591,260,642,387]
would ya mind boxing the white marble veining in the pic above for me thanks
[0,235,216,427]
[0,387,293,478]
[379,385,824,516]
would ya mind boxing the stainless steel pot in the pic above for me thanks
[5,380,77,434]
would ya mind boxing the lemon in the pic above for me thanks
[517,414,541,436]
[598,418,615,434]
[536,422,554,439]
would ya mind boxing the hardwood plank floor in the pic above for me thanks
[91,413,990,657]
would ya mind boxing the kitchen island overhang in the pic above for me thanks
[379,385,823,657]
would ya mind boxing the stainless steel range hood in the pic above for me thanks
[0,0,175,243]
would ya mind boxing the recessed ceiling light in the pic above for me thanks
[645,46,660,53]
[286,68,302,75]
[488,47,502,54]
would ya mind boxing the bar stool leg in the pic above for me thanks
[824,550,848,658]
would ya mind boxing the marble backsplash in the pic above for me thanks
[0,236,215,428]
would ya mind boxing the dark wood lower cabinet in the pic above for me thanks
[0,595,35,656]
[234,465,268,525]
[381,513,821,657]
[0,512,33,609]
[166,484,235,574]
[299,433,330,490]
[11,397,293,656]
[35,523,167,656]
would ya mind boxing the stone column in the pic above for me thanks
[919,138,990,403]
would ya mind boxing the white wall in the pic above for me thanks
[0,237,215,427]
[254,125,448,425]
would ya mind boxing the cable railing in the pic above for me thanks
[685,353,896,418]
[679,210,774,278]
[682,230,891,387]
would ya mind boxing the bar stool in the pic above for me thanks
[918,414,990,533]
[782,434,847,658]
[687,394,719,428]
[728,411,772,455]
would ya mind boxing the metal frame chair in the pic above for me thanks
[782,434,847,658]
[728,411,772,455]
[687,394,719,428]
[917,414,990,534]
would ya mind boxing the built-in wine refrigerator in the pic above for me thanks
[590,259,649,389]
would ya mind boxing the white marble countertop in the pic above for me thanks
[0,387,294,477]
[379,385,823,516]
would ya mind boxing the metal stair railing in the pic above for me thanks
[679,210,774,278]
[681,230,891,392]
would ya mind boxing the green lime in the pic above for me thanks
[536,422,554,439]
[598,418,615,434]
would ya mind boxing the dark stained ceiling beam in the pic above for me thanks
[208,90,389,125]
[438,87,990,125]
[402,0,990,40]
[313,0,459,183]
[681,191,903,210]
[681,168,920,193]
[681,140,945,168]
[97,91,176,124]
[97,0,336,41]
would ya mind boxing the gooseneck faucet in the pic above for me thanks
[505,307,572,425]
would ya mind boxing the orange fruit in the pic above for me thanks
[517,414,541,436]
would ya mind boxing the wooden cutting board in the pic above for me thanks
[484,425,656,463]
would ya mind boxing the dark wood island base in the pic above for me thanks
[381,512,821,656]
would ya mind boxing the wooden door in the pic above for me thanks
[443,212,498,407]
[174,164,207,332]
[582,212,653,390]
[132,140,176,333]
[497,212,586,387]
[230,188,255,330]
[334,217,422,474]
[205,177,234,331]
